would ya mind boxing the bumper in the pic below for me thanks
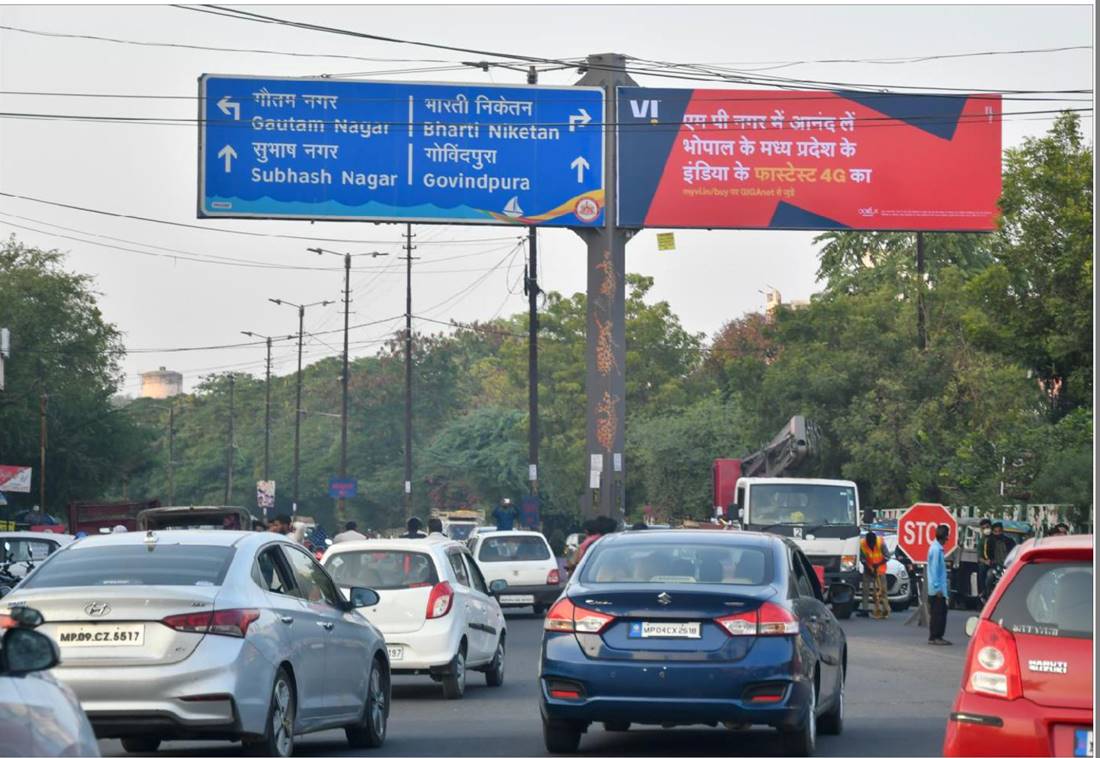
[943,691,1093,757]
[855,573,911,602]
[540,632,810,729]
[53,634,271,740]
[496,584,563,608]
[385,617,463,671]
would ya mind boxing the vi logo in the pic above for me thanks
[629,99,660,120]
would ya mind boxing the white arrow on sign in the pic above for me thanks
[568,108,591,132]
[217,145,238,173]
[217,95,240,120]
[570,156,590,183]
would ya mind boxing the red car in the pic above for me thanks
[944,534,1093,758]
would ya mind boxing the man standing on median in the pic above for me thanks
[927,523,952,645]
[492,498,517,531]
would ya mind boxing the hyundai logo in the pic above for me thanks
[657,592,672,606]
[84,602,111,617]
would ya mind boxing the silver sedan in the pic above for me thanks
[3,530,390,757]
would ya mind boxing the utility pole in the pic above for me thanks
[526,65,541,496]
[38,389,47,514]
[307,247,388,526]
[401,224,418,521]
[575,53,636,523]
[916,232,927,351]
[168,405,176,506]
[270,297,334,514]
[224,374,235,506]
[241,331,296,488]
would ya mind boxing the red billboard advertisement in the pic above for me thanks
[617,88,1002,231]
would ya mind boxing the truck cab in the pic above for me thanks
[731,477,861,618]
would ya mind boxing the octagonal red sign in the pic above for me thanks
[897,503,958,564]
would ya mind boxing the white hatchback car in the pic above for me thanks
[322,539,506,700]
[467,531,563,615]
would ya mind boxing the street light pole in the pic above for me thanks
[269,298,334,514]
[241,331,296,486]
[401,225,419,522]
[307,247,388,526]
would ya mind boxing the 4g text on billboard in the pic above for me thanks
[199,75,605,227]
[617,88,1002,231]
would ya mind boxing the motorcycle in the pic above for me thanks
[981,562,1006,606]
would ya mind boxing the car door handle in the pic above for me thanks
[317,621,334,631]
[279,615,294,625]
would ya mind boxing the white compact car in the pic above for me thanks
[467,530,563,615]
[4,531,390,757]
[322,539,506,700]
[1,532,74,585]
[1,608,100,757]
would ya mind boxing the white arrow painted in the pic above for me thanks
[217,95,240,120]
[217,145,238,173]
[570,156,590,183]
[568,108,591,132]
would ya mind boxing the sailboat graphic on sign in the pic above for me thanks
[502,196,524,218]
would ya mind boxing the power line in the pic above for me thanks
[675,45,1093,70]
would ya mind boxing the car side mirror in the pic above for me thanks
[6,606,44,628]
[1,627,59,674]
[349,587,380,609]
[828,582,854,608]
[489,579,508,596]
[965,616,979,638]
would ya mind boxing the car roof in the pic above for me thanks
[65,529,271,550]
[474,529,547,539]
[596,529,787,548]
[0,531,73,543]
[323,538,461,557]
[1016,533,1093,557]
[740,477,858,487]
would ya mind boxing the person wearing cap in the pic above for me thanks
[492,497,517,531]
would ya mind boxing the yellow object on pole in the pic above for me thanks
[656,232,676,251]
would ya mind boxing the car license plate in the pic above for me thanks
[56,623,145,647]
[386,645,404,661]
[1074,729,1093,757]
[628,621,701,639]
[500,594,535,605]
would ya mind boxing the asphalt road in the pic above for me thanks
[100,606,972,757]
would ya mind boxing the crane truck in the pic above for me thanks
[714,416,859,619]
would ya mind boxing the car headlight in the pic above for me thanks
[840,555,857,572]
[897,566,908,579]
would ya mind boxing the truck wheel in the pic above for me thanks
[832,599,853,620]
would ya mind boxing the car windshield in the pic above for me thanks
[581,542,774,585]
[20,544,234,588]
[478,535,551,562]
[446,523,477,541]
[324,550,439,590]
[748,484,857,526]
[990,561,1092,639]
[1,539,54,563]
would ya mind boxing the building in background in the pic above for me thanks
[140,367,183,399]
[763,289,810,320]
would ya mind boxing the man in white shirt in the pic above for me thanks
[426,517,449,542]
[333,521,367,543]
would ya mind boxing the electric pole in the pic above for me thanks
[168,404,176,506]
[401,224,418,521]
[916,232,927,351]
[307,247,388,526]
[241,331,297,488]
[224,374,235,506]
[38,389,47,514]
[526,65,541,496]
[269,297,334,513]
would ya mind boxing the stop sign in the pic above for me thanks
[897,503,958,564]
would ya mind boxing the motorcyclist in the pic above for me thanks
[980,522,1015,601]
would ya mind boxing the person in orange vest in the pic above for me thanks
[859,531,890,619]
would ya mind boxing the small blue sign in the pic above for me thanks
[328,478,358,499]
[628,622,643,638]
[199,75,605,227]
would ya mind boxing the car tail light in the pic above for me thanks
[426,581,454,619]
[162,609,260,638]
[717,602,799,637]
[543,598,614,634]
[964,619,1022,699]
[546,679,585,700]
[547,568,561,585]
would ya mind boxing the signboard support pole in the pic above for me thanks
[904,572,929,627]
[575,53,636,523]
[263,337,272,482]
[527,66,541,497]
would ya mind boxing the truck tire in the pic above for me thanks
[832,599,853,620]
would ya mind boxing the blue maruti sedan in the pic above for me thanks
[539,530,851,756]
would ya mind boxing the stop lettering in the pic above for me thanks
[897,503,958,564]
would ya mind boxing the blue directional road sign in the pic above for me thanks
[199,75,605,227]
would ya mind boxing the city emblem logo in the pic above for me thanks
[575,197,600,222]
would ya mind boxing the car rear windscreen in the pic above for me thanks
[582,542,774,585]
[478,535,551,562]
[21,544,234,588]
[990,561,1092,639]
[324,550,439,590]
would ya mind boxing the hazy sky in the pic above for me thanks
[0,4,1092,394]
